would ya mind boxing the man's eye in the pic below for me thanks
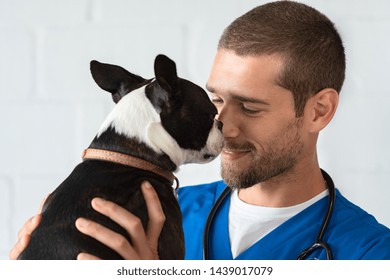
[241,104,261,114]
[211,98,223,104]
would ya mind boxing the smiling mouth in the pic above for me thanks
[223,148,251,154]
[222,142,255,159]
[222,149,252,161]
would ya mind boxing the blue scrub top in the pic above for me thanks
[178,180,390,260]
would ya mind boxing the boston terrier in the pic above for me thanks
[18,54,224,260]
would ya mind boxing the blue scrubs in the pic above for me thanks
[178,180,390,260]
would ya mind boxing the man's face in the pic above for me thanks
[206,49,305,189]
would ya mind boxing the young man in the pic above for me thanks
[10,1,390,260]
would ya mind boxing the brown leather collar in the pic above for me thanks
[82,148,178,187]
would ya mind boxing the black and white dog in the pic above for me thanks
[18,54,223,260]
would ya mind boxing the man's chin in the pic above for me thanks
[221,166,254,189]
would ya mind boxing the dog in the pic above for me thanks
[18,54,224,260]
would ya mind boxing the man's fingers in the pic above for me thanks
[141,182,166,250]
[75,217,137,260]
[17,214,41,240]
[38,193,50,213]
[16,195,46,242]
[90,197,150,247]
[10,194,48,260]
[76,182,165,260]
[9,235,31,260]
[77,252,101,260]
[90,197,158,259]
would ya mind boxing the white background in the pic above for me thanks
[1,0,390,259]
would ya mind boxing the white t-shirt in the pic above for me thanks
[228,189,328,258]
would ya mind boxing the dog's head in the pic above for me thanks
[90,54,223,168]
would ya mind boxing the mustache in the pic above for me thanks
[224,141,256,151]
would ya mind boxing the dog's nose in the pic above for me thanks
[216,120,223,131]
[203,153,214,160]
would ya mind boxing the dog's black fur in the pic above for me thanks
[18,55,222,260]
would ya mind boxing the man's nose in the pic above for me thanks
[216,107,239,138]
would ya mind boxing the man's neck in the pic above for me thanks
[237,163,326,207]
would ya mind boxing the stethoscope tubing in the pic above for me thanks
[202,186,231,260]
[202,169,336,260]
[297,169,335,260]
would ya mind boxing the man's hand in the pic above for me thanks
[9,194,48,260]
[75,181,165,260]
[9,181,165,260]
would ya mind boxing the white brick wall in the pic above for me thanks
[1,0,389,259]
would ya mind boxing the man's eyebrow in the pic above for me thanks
[206,84,270,106]
[230,94,271,105]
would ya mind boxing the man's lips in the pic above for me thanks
[221,148,251,160]
[223,148,250,154]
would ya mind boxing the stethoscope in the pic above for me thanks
[202,169,336,260]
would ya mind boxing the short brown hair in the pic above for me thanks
[218,0,346,116]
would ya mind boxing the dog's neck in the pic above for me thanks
[82,148,177,185]
[89,127,177,172]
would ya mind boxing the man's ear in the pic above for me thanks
[305,88,339,133]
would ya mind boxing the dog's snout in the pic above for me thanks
[216,120,223,131]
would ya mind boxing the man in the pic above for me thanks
[10,1,390,260]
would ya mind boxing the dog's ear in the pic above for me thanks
[154,55,178,94]
[90,60,146,103]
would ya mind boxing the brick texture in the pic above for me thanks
[1,0,389,259]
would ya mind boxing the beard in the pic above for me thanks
[221,118,304,189]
